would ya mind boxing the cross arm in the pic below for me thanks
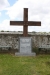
[28,21,41,26]
[10,21,23,25]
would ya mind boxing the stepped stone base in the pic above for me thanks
[15,52,36,56]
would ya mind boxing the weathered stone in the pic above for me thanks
[0,32,50,51]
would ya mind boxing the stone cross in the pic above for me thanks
[10,8,41,37]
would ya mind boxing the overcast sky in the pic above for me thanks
[0,0,50,32]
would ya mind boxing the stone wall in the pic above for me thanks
[0,32,50,51]
[32,35,50,48]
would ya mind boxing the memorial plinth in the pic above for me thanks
[15,37,36,56]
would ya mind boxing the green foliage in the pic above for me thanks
[1,30,4,32]
[0,54,50,75]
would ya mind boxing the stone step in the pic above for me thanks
[15,52,36,56]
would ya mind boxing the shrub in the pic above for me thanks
[1,30,4,32]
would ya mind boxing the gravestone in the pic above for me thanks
[15,37,36,56]
[19,37,32,53]
[10,8,41,56]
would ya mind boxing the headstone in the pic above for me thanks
[15,37,36,56]
[19,37,32,53]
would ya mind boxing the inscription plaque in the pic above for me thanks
[19,37,32,53]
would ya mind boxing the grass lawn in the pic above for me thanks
[0,54,50,75]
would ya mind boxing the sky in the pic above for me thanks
[0,0,50,32]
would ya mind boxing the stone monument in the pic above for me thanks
[10,8,41,56]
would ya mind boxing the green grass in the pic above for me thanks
[0,54,50,75]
